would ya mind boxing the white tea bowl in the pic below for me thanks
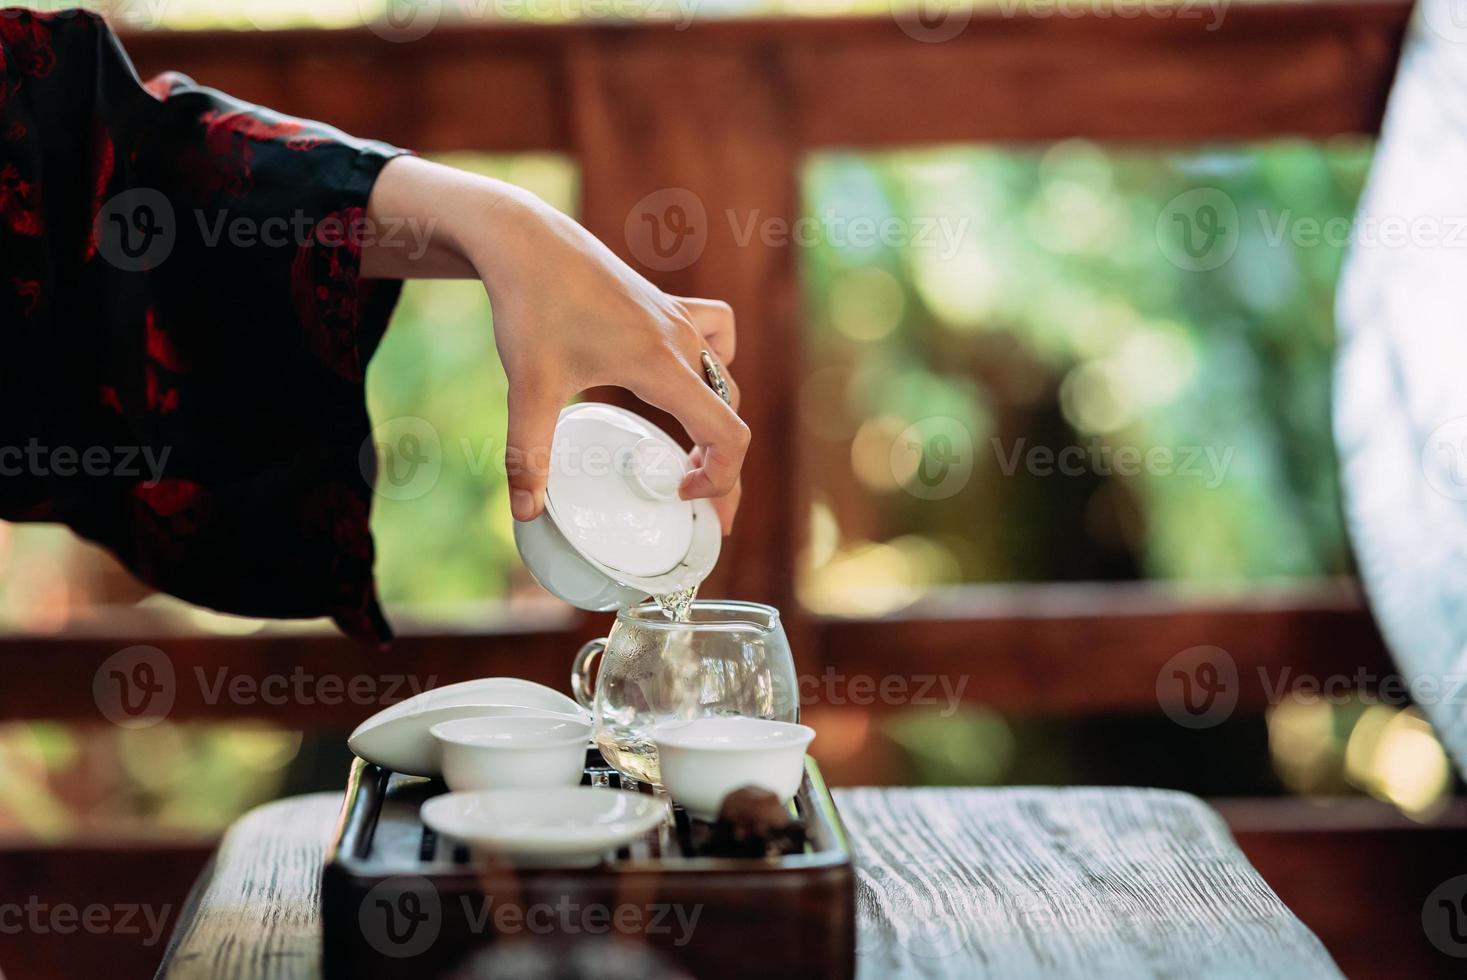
[421,787,666,866]
[430,715,592,792]
[651,717,816,820]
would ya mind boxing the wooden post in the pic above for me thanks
[567,33,806,627]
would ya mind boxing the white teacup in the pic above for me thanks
[651,717,816,820]
[430,715,592,792]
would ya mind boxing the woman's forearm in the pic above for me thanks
[360,156,497,280]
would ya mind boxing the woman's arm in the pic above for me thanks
[361,156,746,531]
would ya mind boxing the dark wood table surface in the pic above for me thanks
[155,787,1341,979]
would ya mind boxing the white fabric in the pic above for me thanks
[1335,0,1467,773]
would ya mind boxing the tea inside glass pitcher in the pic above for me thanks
[572,600,799,786]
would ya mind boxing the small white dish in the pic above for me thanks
[652,717,816,820]
[347,678,588,777]
[431,715,592,791]
[420,787,667,866]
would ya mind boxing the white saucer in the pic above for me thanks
[420,787,667,866]
[347,678,589,777]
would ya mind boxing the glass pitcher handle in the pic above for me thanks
[571,638,606,710]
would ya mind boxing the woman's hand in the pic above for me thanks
[362,156,746,532]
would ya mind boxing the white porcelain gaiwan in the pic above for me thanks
[513,403,721,611]
[347,678,587,777]
[652,717,816,820]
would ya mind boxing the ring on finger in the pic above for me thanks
[701,351,732,406]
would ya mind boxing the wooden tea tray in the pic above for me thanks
[321,748,856,980]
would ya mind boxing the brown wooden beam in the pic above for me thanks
[0,613,588,727]
[1224,798,1467,979]
[812,580,1396,714]
[120,2,1410,155]
[0,582,1395,722]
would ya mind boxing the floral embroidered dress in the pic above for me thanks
[0,9,408,642]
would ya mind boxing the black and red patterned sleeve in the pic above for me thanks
[0,9,411,643]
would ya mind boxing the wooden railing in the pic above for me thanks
[0,579,1393,720]
[11,1,1401,728]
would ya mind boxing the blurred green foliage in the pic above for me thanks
[798,139,1372,613]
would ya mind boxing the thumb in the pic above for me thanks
[505,383,564,522]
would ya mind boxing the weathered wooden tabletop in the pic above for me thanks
[155,787,1341,980]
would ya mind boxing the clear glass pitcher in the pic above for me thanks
[571,600,799,786]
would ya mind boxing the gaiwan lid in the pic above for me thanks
[513,403,720,610]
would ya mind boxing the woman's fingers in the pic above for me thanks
[690,447,743,534]
[631,358,750,515]
[722,368,741,412]
[500,289,743,532]
[678,297,737,365]
[657,311,742,532]
[664,303,740,411]
[504,377,566,521]
[713,478,742,533]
